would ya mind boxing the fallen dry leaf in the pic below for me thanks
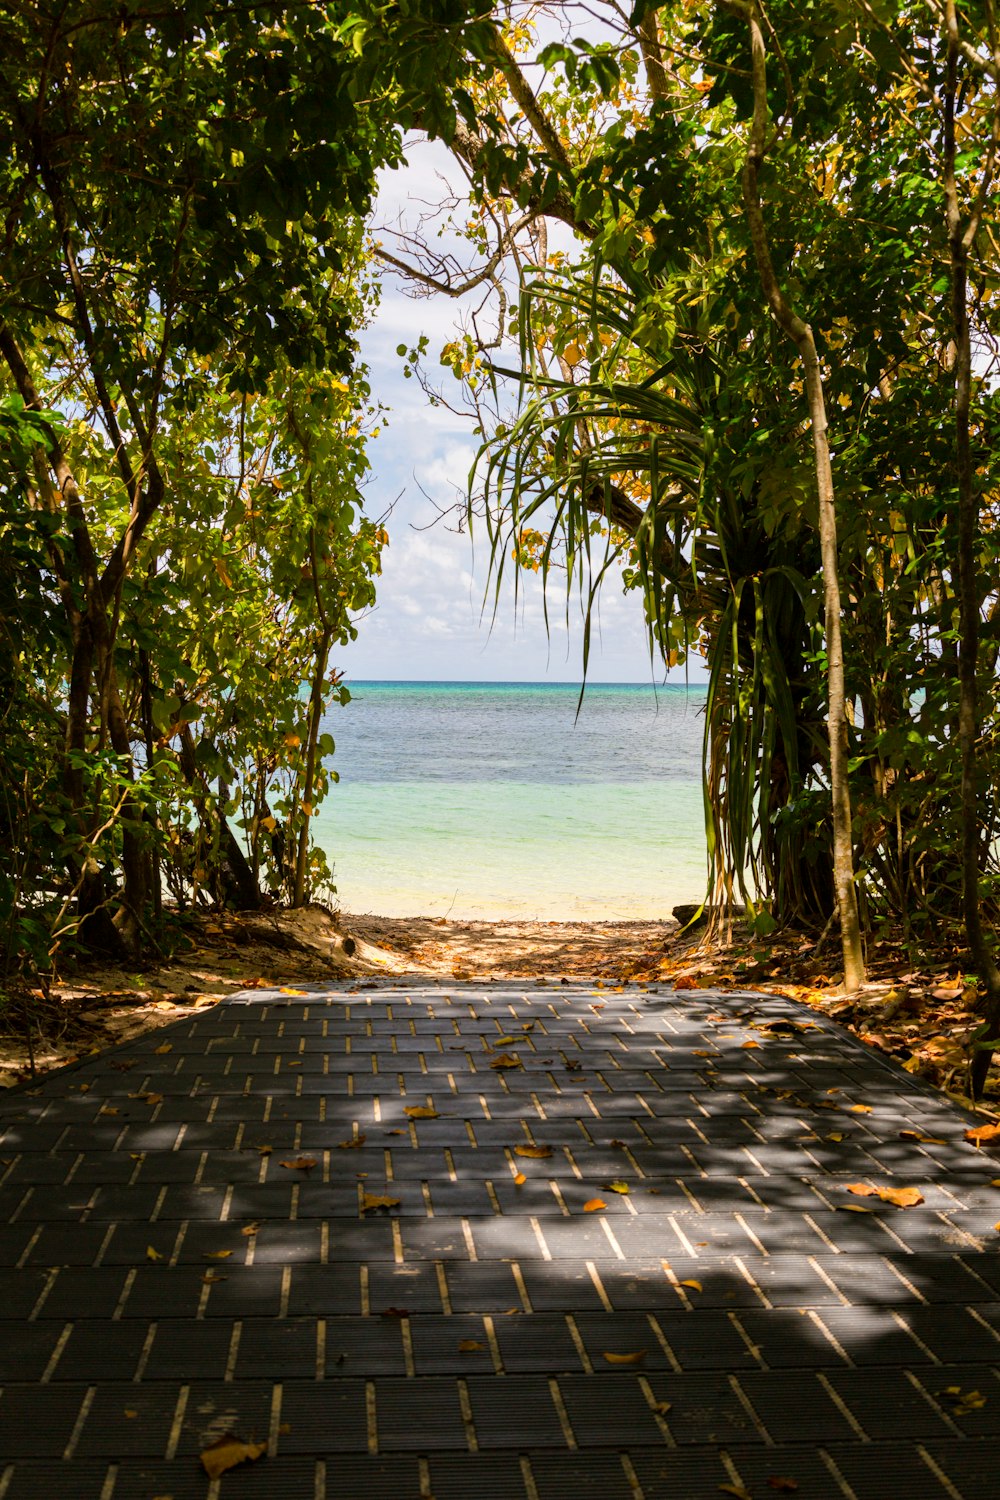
[849,1103,873,1114]
[583,1198,607,1212]
[602,1179,630,1195]
[740,1040,760,1050]
[514,1145,552,1159]
[458,1339,485,1352]
[651,1400,672,1414]
[965,1123,1000,1146]
[839,1204,873,1213]
[380,1307,409,1318]
[154,1044,172,1055]
[602,1349,647,1365]
[403,1106,439,1119]
[255,1145,273,1156]
[767,1480,800,1494]
[337,1135,367,1149]
[201,1271,227,1285]
[680,1278,703,1292]
[124,1408,138,1418]
[278,987,308,996]
[845,1182,924,1208]
[362,1192,401,1212]
[490,1053,522,1070]
[241,1222,260,1238]
[899,1130,947,1144]
[200,1435,267,1479]
[146,1245,163,1262]
[204,1249,232,1260]
[280,1157,318,1173]
[512,1172,527,1186]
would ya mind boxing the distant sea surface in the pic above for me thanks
[313,681,708,921]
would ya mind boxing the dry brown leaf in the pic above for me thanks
[602,1349,648,1365]
[680,1278,703,1292]
[583,1198,607,1213]
[337,1135,367,1149]
[280,1156,318,1172]
[403,1106,440,1119]
[278,987,308,996]
[514,1145,552,1159]
[362,1192,401,1212]
[846,1182,924,1208]
[204,1249,232,1260]
[458,1339,485,1352]
[201,1271,227,1285]
[241,1222,261,1238]
[154,1044,173,1055]
[839,1204,873,1213]
[255,1144,273,1156]
[490,1053,521,1070]
[899,1130,946,1144]
[673,975,698,990]
[767,1479,800,1493]
[200,1435,267,1479]
[826,1132,846,1143]
[99,1105,119,1116]
[124,1408,138,1418]
[512,1172,527,1186]
[965,1123,1000,1146]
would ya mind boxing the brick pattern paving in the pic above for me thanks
[3,980,1000,1497]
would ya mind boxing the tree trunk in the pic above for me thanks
[293,627,333,908]
[738,0,865,991]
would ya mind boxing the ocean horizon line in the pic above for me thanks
[342,677,709,689]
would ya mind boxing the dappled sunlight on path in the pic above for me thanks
[3,981,1000,1497]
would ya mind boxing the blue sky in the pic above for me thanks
[337,140,704,687]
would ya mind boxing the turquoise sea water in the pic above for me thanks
[313,681,709,920]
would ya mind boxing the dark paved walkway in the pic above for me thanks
[3,981,1000,1499]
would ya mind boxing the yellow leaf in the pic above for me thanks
[200,1435,267,1479]
[583,1198,607,1212]
[204,1250,232,1260]
[603,1349,647,1365]
[256,1144,273,1156]
[849,1104,872,1113]
[878,1185,924,1208]
[899,1130,947,1144]
[284,732,301,748]
[514,1145,552,1159]
[241,1222,260,1238]
[490,1053,521,1069]
[839,1204,873,1212]
[154,1044,172,1055]
[280,1157,318,1172]
[124,1409,138,1419]
[740,1040,760,1050]
[362,1192,401,1212]
[826,1132,846,1143]
[513,1172,527,1186]
[146,1245,164,1262]
[563,341,583,366]
[403,1106,439,1119]
[965,1123,1000,1146]
[201,1271,227,1285]
[602,1179,630,1194]
[680,1279,703,1292]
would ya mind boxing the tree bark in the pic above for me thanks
[737,1,865,990]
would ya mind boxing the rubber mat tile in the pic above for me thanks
[0,1322,64,1380]
[464,1373,569,1449]
[899,1306,1000,1363]
[654,1310,760,1370]
[726,1444,856,1500]
[615,1213,751,1258]
[521,1218,621,1260]
[578,1260,676,1311]
[736,1370,863,1443]
[368,1263,444,1314]
[919,1438,1000,1500]
[0,1266,50,1319]
[815,1305,933,1365]
[408,1314,495,1374]
[154,1184,228,1221]
[813,1254,917,1305]
[322,1454,426,1498]
[245,1222,325,1263]
[371,1375,470,1451]
[0,1463,112,1500]
[491,1313,586,1374]
[320,1220,395,1263]
[804,1210,907,1254]
[735,1308,846,1368]
[13,1183,92,1221]
[834,1441,978,1499]
[572,1311,676,1372]
[434,1181,524,1216]
[443,1262,521,1312]
[914,1367,1000,1435]
[555,1374,666,1447]
[269,1380,369,1453]
[642,1372,765,1445]
[424,1454,529,1500]
[117,1267,208,1319]
[528,1454,638,1499]
[235,1317,319,1379]
[285,1265,362,1317]
[488,1181,567,1216]
[97,1224,183,1267]
[399,1218,473,1261]
[199,1455,317,1498]
[52,1320,149,1381]
[74,1382,180,1457]
[23,1223,114,1266]
[1,1154,78,1186]
[737,1253,846,1306]
[201,1265,285,1318]
[825,1367,954,1439]
[0,1225,35,1267]
[323,1316,408,1376]
[652,1258,762,1309]
[887,1252,999,1304]
[141,1320,234,1380]
[177,1380,274,1452]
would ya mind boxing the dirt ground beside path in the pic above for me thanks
[2,903,998,1117]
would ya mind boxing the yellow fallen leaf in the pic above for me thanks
[280,1157,318,1172]
[603,1349,648,1365]
[124,1409,138,1418]
[154,1044,172,1055]
[200,1435,267,1479]
[362,1192,401,1212]
[278,987,307,995]
[458,1339,485,1352]
[204,1249,232,1260]
[146,1245,164,1262]
[241,1222,260,1237]
[965,1123,1000,1146]
[513,1172,527,1186]
[839,1204,873,1212]
[583,1198,607,1212]
[490,1053,521,1069]
[602,1180,630,1194]
[201,1271,227,1285]
[766,1480,800,1495]
[338,1135,367,1148]
[849,1104,872,1114]
[826,1132,846,1143]
[514,1145,552,1159]
[99,1106,119,1116]
[680,1279,703,1292]
[255,1144,273,1156]
[496,1035,530,1046]
[403,1106,439,1119]
[899,1130,947,1144]
[740,1040,760,1050]
[846,1182,924,1208]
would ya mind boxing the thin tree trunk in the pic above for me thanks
[293,626,333,909]
[943,1,1000,1096]
[737,0,864,990]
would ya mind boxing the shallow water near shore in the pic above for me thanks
[314,681,709,920]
